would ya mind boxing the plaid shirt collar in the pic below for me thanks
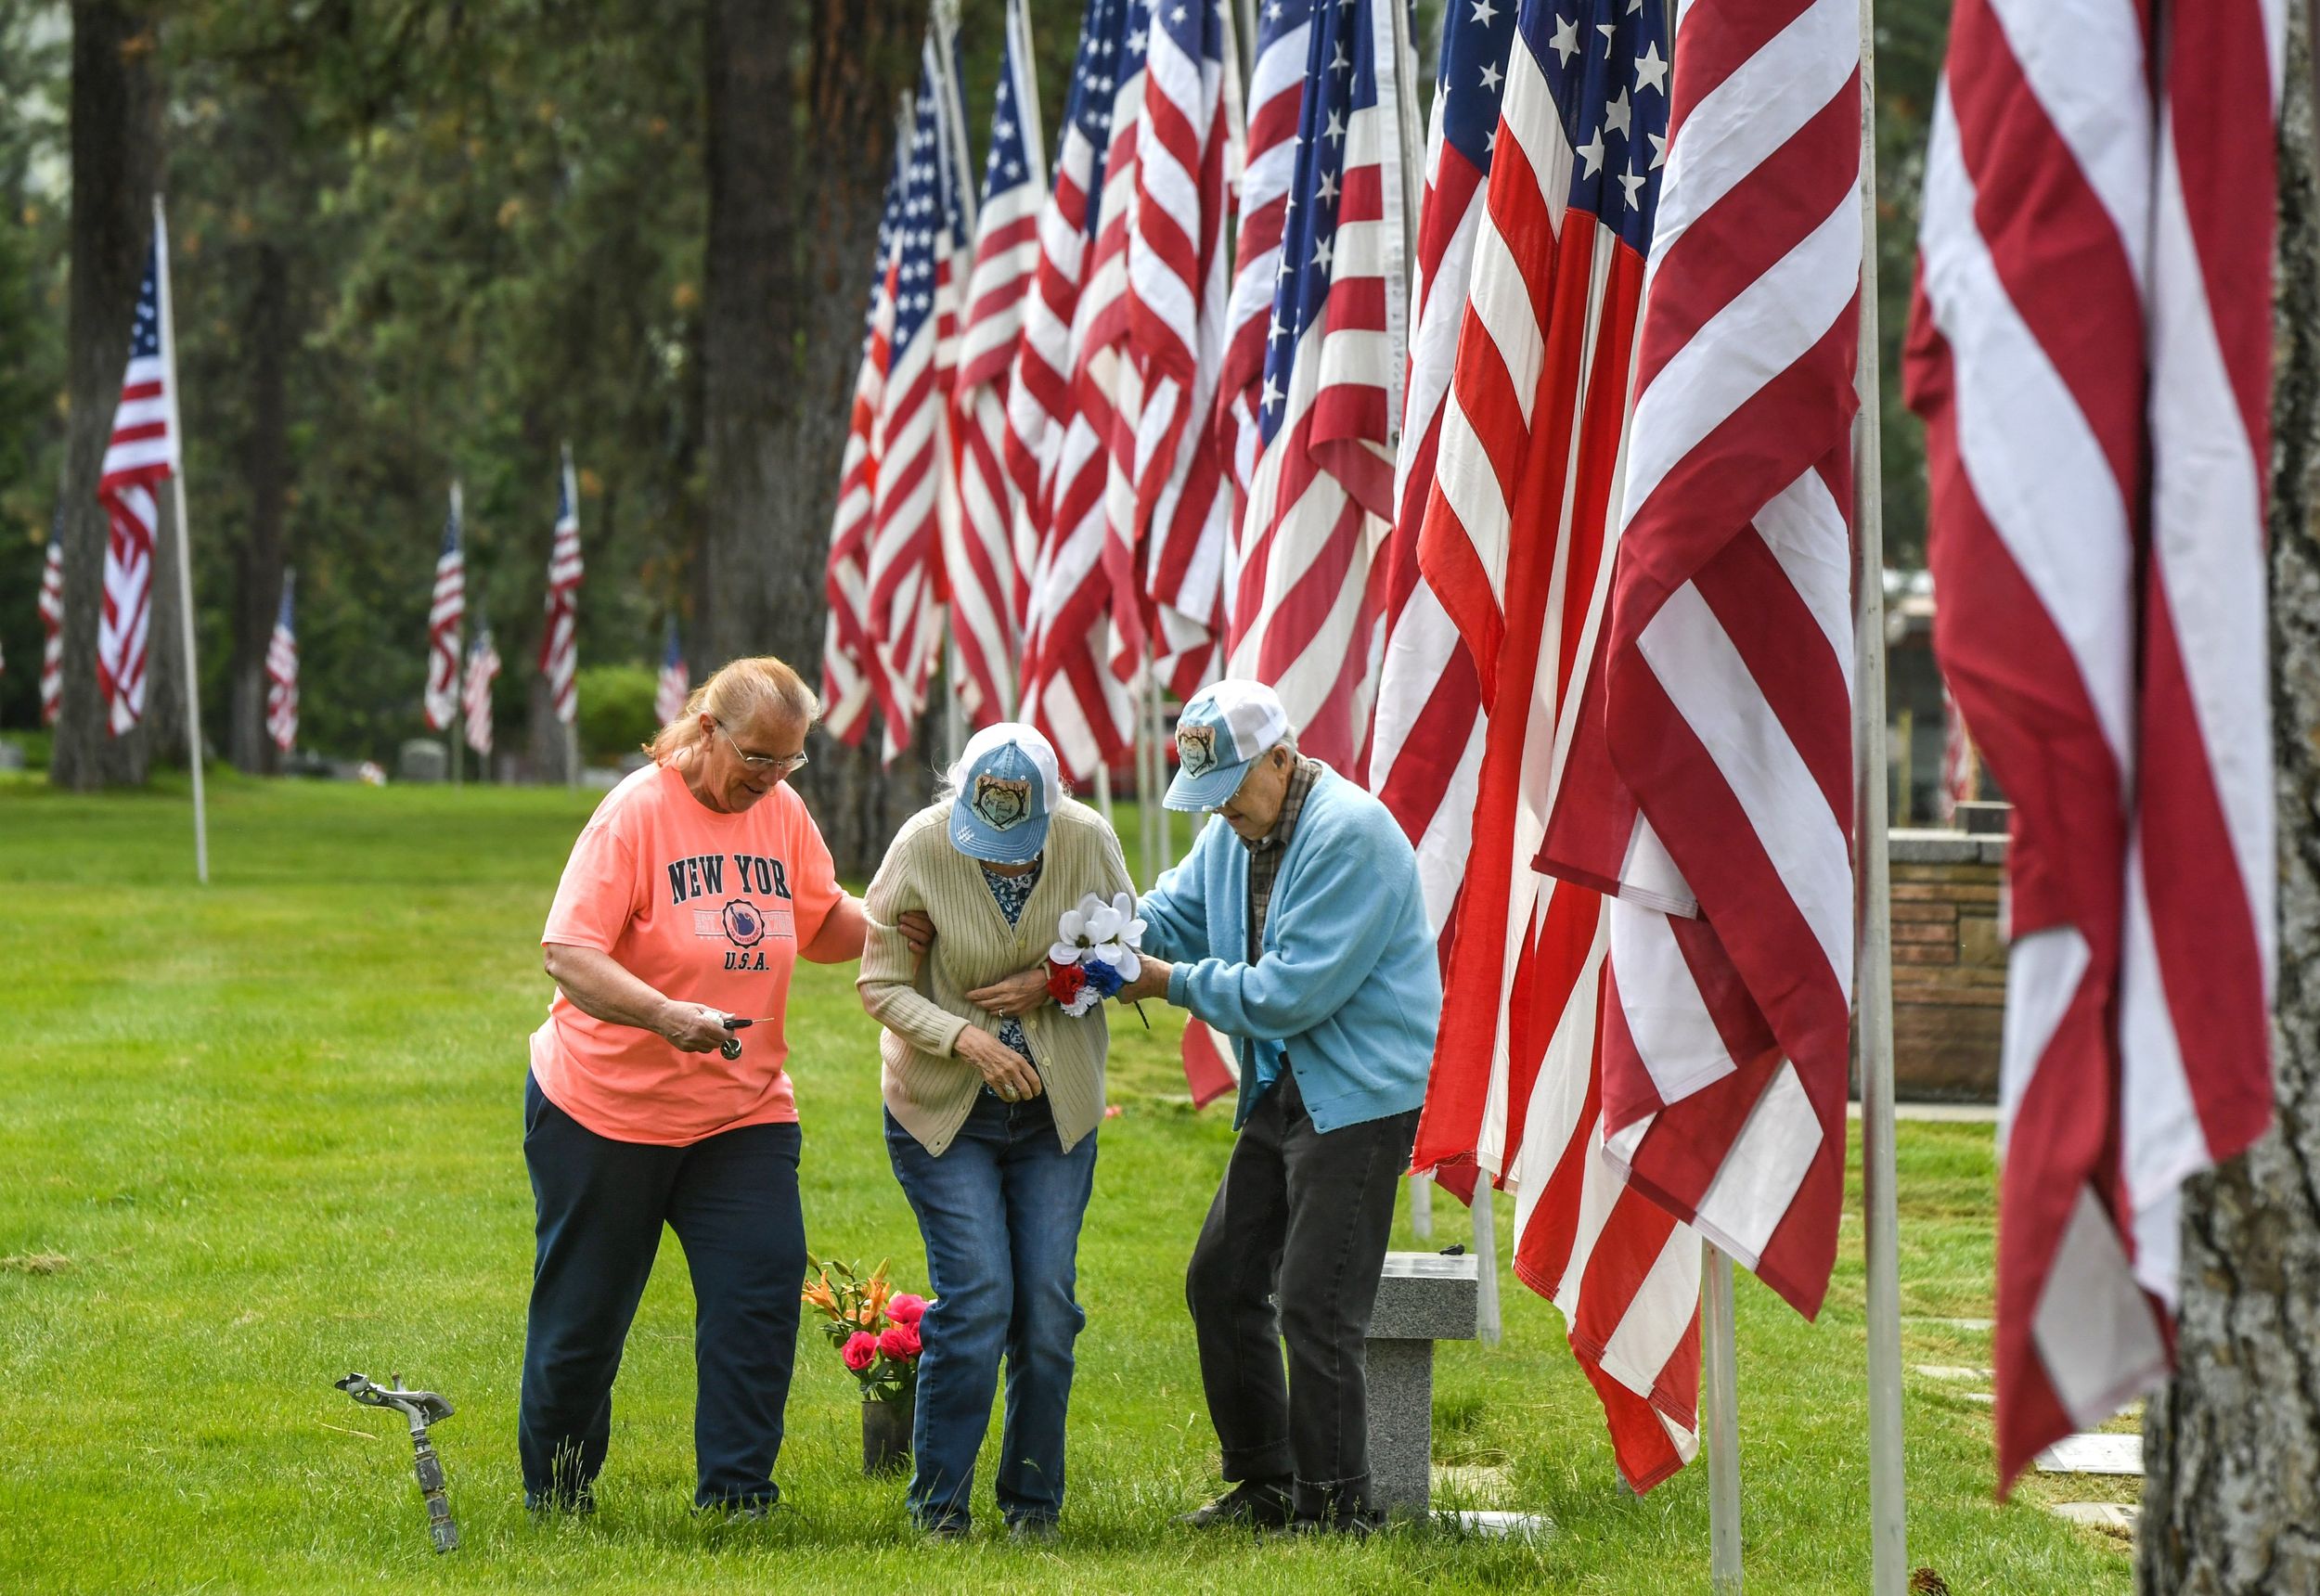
[1244,757,1323,957]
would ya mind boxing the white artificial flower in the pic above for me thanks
[1050,901,1093,966]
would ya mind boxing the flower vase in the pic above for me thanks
[862,1394,914,1475]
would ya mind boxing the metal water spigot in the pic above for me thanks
[337,1372,458,1552]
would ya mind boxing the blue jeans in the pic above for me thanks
[884,1091,1098,1530]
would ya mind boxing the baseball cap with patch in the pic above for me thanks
[1165,680,1294,812]
[948,723,1063,865]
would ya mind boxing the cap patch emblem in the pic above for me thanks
[1179,723,1218,777]
[971,774,1033,830]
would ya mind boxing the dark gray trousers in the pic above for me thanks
[1184,1068,1419,1519]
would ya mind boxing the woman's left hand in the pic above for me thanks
[966,968,1050,1018]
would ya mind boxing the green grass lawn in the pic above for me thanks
[0,775,2132,1593]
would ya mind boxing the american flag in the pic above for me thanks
[949,0,1047,728]
[655,617,690,727]
[1540,0,1862,1334]
[265,569,299,753]
[1217,0,1314,499]
[463,615,501,758]
[38,522,64,727]
[1122,0,1240,700]
[1905,0,2281,1489]
[96,232,180,738]
[1936,682,1975,825]
[1408,0,1702,1492]
[1224,0,1416,770]
[539,447,584,727]
[1363,0,1513,939]
[422,485,466,733]
[1014,0,1140,781]
[865,36,971,766]
[823,138,911,748]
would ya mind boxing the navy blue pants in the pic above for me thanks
[884,1091,1097,1532]
[518,1073,806,1510]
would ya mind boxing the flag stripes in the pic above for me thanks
[265,570,299,753]
[422,487,466,733]
[540,449,584,727]
[97,235,179,738]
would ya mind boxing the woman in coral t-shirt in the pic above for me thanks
[521,655,879,1516]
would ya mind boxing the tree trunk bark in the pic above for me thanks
[2137,4,2320,1588]
[698,0,928,874]
[52,2,165,792]
[227,235,291,775]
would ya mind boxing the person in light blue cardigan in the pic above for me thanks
[1118,680,1439,1535]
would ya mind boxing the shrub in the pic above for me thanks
[574,663,661,766]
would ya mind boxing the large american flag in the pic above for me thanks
[463,615,501,758]
[1123,0,1240,700]
[1364,0,1511,939]
[1406,0,1702,1492]
[1224,0,1415,770]
[422,486,466,733]
[655,616,690,727]
[1014,0,1140,781]
[539,447,583,727]
[823,140,910,747]
[1540,0,1862,1327]
[96,232,180,738]
[949,0,1047,728]
[37,523,64,727]
[265,569,299,753]
[866,38,971,766]
[1905,0,2281,1488]
[1217,0,1314,500]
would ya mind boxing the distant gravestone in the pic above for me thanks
[398,740,448,784]
[0,740,24,772]
[1366,1252,1480,1516]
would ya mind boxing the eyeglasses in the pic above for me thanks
[716,722,810,776]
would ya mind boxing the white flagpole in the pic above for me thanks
[1473,1178,1502,1344]
[151,194,208,885]
[1704,1241,1743,1592]
[1852,0,1907,1587]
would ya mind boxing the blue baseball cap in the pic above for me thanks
[1165,680,1295,812]
[948,724,1063,864]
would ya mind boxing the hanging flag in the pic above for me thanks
[1936,682,1976,824]
[96,232,181,737]
[655,618,690,728]
[949,0,1047,728]
[1123,0,1241,700]
[1905,0,2281,1489]
[865,35,971,766]
[1218,0,1315,499]
[1540,0,1862,1333]
[1364,0,1514,940]
[422,486,466,733]
[540,447,584,727]
[1225,0,1415,769]
[1014,0,1139,781]
[37,521,64,727]
[463,616,502,758]
[1407,0,1698,1493]
[265,570,299,754]
[823,138,912,748]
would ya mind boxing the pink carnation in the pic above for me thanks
[886,1293,928,1327]
[842,1330,878,1371]
[878,1321,922,1360]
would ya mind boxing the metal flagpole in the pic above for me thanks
[1852,0,1907,1588]
[1473,1179,1502,1344]
[151,194,208,885]
[1704,1241,1743,1592]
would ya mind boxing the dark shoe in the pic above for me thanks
[920,1515,971,1541]
[1009,1516,1060,1542]
[1180,1478,1295,1529]
[1284,1504,1388,1538]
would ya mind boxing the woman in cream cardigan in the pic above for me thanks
[858,723,1132,1540]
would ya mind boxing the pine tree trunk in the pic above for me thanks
[227,236,291,775]
[2136,4,2320,1587]
[697,0,929,874]
[51,1,165,792]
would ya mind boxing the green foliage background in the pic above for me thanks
[0,0,1950,757]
